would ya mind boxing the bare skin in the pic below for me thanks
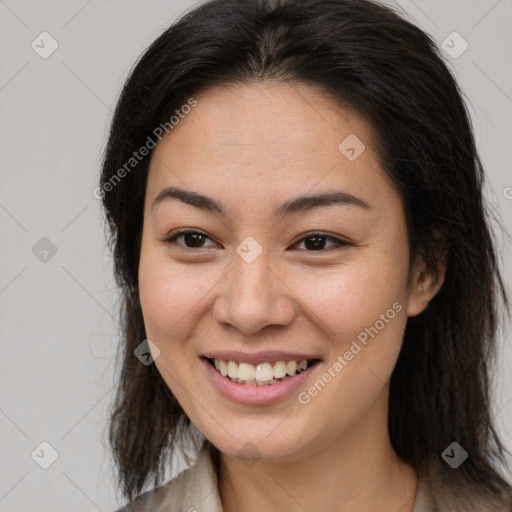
[138,81,445,512]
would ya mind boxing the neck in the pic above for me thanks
[218,394,418,512]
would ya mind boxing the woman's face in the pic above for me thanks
[139,82,431,462]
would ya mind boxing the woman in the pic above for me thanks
[100,0,512,510]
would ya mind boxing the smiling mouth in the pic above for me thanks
[205,357,319,386]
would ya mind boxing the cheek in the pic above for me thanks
[137,251,221,402]
[289,261,409,431]
[138,249,221,339]
[286,254,408,343]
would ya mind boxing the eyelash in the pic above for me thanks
[163,229,351,252]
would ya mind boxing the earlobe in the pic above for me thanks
[407,260,446,317]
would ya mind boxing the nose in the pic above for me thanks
[212,250,296,334]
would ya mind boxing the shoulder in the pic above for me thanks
[113,442,223,512]
[414,459,512,512]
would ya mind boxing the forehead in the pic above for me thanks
[146,81,395,212]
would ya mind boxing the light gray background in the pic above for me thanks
[0,0,511,510]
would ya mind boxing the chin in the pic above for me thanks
[199,420,316,462]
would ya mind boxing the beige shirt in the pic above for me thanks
[115,442,506,512]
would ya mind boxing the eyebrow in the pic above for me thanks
[151,186,371,216]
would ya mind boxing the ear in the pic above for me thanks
[407,254,446,317]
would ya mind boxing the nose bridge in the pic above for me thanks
[232,249,270,297]
[214,247,295,333]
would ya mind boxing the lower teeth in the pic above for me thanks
[230,377,280,386]
[226,370,307,386]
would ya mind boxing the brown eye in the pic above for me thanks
[294,233,350,251]
[165,230,218,249]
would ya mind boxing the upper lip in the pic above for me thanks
[202,350,321,365]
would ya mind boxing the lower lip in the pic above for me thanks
[201,358,320,405]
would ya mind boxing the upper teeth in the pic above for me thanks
[214,359,308,381]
